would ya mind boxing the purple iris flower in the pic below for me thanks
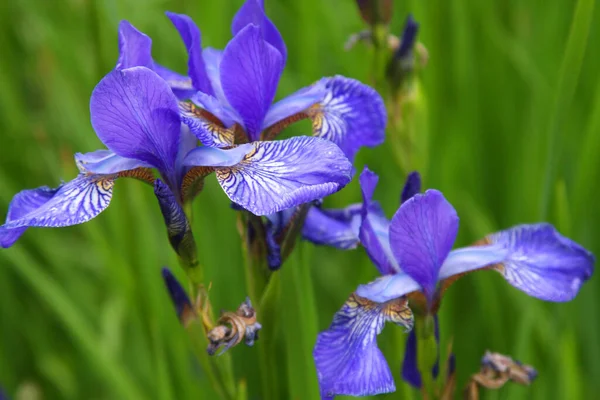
[314,167,594,399]
[0,23,353,248]
[161,0,385,161]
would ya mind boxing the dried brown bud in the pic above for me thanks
[206,297,262,356]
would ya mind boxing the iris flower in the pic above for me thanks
[313,168,594,398]
[162,0,386,161]
[0,23,353,248]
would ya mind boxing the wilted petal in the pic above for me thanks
[356,273,421,303]
[75,150,153,175]
[166,12,214,96]
[401,171,421,204]
[302,204,362,250]
[314,294,413,398]
[1,175,114,247]
[390,190,458,299]
[358,168,399,275]
[231,0,287,63]
[220,25,283,141]
[90,67,181,179]
[154,64,196,100]
[213,137,352,216]
[161,267,193,323]
[116,20,153,70]
[443,224,594,302]
[310,76,386,161]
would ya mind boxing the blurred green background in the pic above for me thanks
[0,0,599,399]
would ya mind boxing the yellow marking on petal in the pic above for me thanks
[181,166,214,201]
[117,167,155,184]
[261,111,310,141]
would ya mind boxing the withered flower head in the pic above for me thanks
[207,297,262,356]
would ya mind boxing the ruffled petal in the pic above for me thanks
[90,67,181,180]
[0,185,59,247]
[116,20,153,70]
[231,0,287,63]
[75,150,153,175]
[166,12,214,96]
[358,168,399,275]
[154,64,196,100]
[314,293,413,399]
[220,24,283,141]
[212,136,352,215]
[0,175,115,247]
[302,204,362,250]
[444,224,594,302]
[356,273,421,303]
[310,76,386,161]
[389,190,459,299]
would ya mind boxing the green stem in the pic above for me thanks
[416,315,438,400]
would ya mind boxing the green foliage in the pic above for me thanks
[0,0,599,398]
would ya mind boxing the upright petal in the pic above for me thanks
[389,190,459,299]
[0,175,115,247]
[358,168,399,275]
[166,12,214,96]
[154,64,196,100]
[309,76,386,161]
[116,20,153,70]
[90,67,181,180]
[231,0,287,63]
[210,137,352,216]
[302,204,362,250]
[441,224,594,302]
[314,294,413,399]
[220,25,283,141]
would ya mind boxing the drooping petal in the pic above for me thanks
[220,24,284,141]
[90,67,181,180]
[75,150,153,175]
[211,136,352,216]
[302,204,362,250]
[389,190,459,299]
[309,76,386,161]
[116,20,153,70]
[231,0,287,63]
[314,294,413,399]
[161,267,194,323]
[261,83,326,138]
[0,175,115,247]
[0,185,59,248]
[356,273,421,303]
[358,168,399,275]
[182,144,252,168]
[166,12,214,96]
[154,64,196,100]
[440,224,594,302]
[401,171,421,204]
[401,315,440,388]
